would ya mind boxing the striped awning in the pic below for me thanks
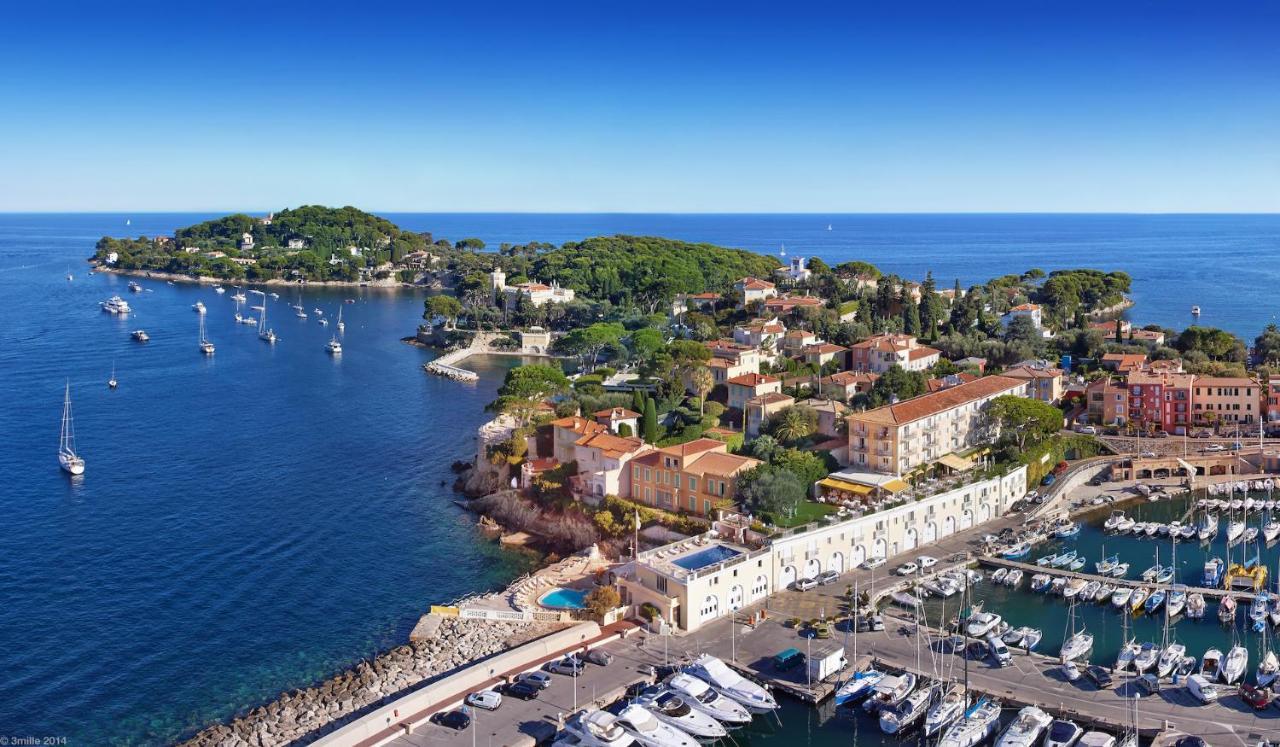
[936,453,976,471]
[882,478,910,493]
[817,478,873,495]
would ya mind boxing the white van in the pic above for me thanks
[1185,674,1218,703]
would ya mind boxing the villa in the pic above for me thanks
[630,439,762,517]
[734,276,777,306]
[848,333,941,373]
[726,373,782,412]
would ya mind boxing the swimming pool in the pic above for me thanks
[672,544,741,571]
[538,587,588,610]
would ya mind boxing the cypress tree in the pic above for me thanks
[643,397,659,443]
[631,389,645,414]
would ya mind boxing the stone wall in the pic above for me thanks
[179,618,549,747]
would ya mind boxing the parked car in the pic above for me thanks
[547,657,585,676]
[895,562,919,576]
[1204,443,1225,452]
[1040,474,1056,487]
[502,680,541,700]
[431,709,472,730]
[1024,490,1039,502]
[580,649,614,666]
[917,555,938,570]
[1152,430,1169,439]
[773,647,805,671]
[516,671,552,689]
[1077,425,1098,435]
[817,570,840,585]
[813,621,833,639]
[1084,665,1113,689]
[861,556,887,570]
[1240,683,1274,709]
[794,576,820,591]
[465,690,503,710]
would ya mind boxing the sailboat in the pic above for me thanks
[826,223,833,231]
[1115,604,1139,672]
[108,361,118,389]
[325,336,342,355]
[1258,622,1279,687]
[253,290,277,343]
[58,382,85,475]
[1222,642,1249,684]
[1156,585,1185,678]
[336,306,344,333]
[198,313,215,355]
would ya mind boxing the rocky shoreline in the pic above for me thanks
[91,264,414,289]
[178,616,552,747]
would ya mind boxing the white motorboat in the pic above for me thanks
[1185,593,1206,619]
[1060,632,1093,663]
[100,295,132,314]
[939,697,1001,747]
[1165,585,1187,617]
[1030,573,1051,592]
[1104,511,1127,532]
[1111,587,1133,609]
[1200,648,1223,680]
[213,285,225,294]
[127,280,142,292]
[1021,628,1043,651]
[1079,732,1117,747]
[965,611,1002,637]
[1264,520,1280,544]
[326,337,342,355]
[992,568,1008,584]
[1115,640,1140,672]
[686,655,777,713]
[879,683,934,735]
[1227,519,1245,543]
[665,673,751,725]
[193,301,206,314]
[832,668,884,706]
[1080,580,1101,601]
[1115,516,1136,533]
[564,710,635,747]
[613,704,696,747]
[1095,583,1116,603]
[1062,579,1087,599]
[1222,645,1248,684]
[923,685,965,738]
[633,691,727,741]
[1044,719,1085,747]
[1110,562,1130,578]
[863,672,916,713]
[57,382,85,475]
[1132,642,1159,673]
[1257,651,1280,687]
[994,706,1052,747]
[1157,643,1186,678]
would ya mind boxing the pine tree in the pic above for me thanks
[643,398,659,443]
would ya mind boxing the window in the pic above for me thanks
[688,476,697,491]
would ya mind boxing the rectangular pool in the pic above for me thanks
[672,545,741,571]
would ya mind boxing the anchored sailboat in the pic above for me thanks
[58,381,85,475]
[198,313,215,355]
[253,290,277,343]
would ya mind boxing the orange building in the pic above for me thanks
[629,438,762,516]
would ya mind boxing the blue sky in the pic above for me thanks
[1,1,1275,212]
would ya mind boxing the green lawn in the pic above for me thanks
[767,500,840,528]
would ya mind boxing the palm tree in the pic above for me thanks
[772,405,816,444]
[691,366,714,415]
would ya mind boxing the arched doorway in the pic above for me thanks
[851,545,867,567]
[701,594,720,621]
[903,527,918,551]
[873,538,887,559]
[943,516,956,537]
[751,574,768,601]
[979,504,991,522]
[960,510,974,530]
[728,584,744,611]
[830,552,845,574]
[781,565,798,589]
[924,522,938,544]
[804,558,821,580]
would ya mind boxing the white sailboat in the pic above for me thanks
[336,306,344,333]
[253,290,277,343]
[1222,643,1249,684]
[1059,596,1093,663]
[326,336,342,355]
[108,361,118,390]
[994,706,1052,747]
[198,313,215,355]
[58,381,85,475]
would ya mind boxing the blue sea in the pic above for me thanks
[1,213,1277,746]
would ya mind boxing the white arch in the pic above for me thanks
[873,538,887,559]
[960,510,974,530]
[804,558,821,580]
[851,544,867,567]
[979,503,992,522]
[701,594,720,621]
[943,516,956,537]
[923,521,938,544]
[830,552,845,574]
[781,565,798,589]
[728,584,744,611]
[750,574,769,601]
[903,527,919,551]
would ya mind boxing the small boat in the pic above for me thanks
[1079,732,1117,747]
[100,295,132,314]
[1096,555,1119,575]
[1002,627,1026,646]
[1067,556,1086,571]
[1052,551,1078,569]
[1165,585,1187,617]
[1200,648,1223,680]
[1005,569,1023,587]
[107,362,117,390]
[1192,305,1201,316]
[1244,527,1260,544]
[1063,579,1088,599]
[296,308,308,319]
[1115,516,1136,533]
[318,318,328,327]
[1178,525,1196,541]
[127,280,142,292]
[1270,596,1280,627]
[1222,645,1249,684]
[1157,643,1186,678]
[833,668,884,706]
[58,382,85,475]
[1080,580,1101,601]
[939,697,1001,747]
[1219,595,1237,623]
[131,330,149,342]
[1037,553,1060,567]
[1144,588,1166,614]
[1132,642,1159,673]
[1258,651,1280,687]
[1186,593,1206,619]
[1141,565,1161,582]
[1228,519,1245,543]
[231,290,246,302]
[1045,720,1084,747]
[1054,522,1081,539]
[1154,566,1174,584]
[965,611,1002,638]
[270,292,280,299]
[313,307,323,315]
[193,301,206,314]
[213,286,225,294]
[1111,587,1133,609]
[994,706,1052,747]
[923,685,965,738]
[992,568,1008,584]
[1103,511,1127,532]
[1095,583,1116,603]
[1202,558,1225,587]
[1263,520,1280,544]
[1021,628,1043,651]
[863,673,916,714]
[1030,573,1051,592]
[1110,562,1129,578]
[1050,577,1067,595]
[1115,640,1140,672]
[1001,542,1031,559]
[879,683,934,735]
[1130,587,1149,612]
[1144,522,1160,536]
[326,337,342,355]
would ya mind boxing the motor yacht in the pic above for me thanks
[1202,558,1225,587]
[1200,648,1223,680]
[131,329,149,342]
[1133,642,1159,673]
[632,690,727,741]
[1222,645,1249,684]
[1044,719,1084,747]
[879,683,934,735]
[685,655,777,713]
[1185,593,1206,619]
[1157,643,1186,678]
[665,673,751,725]
[612,704,696,747]
[100,295,132,314]
[938,697,1001,747]
[994,706,1052,747]
[326,337,342,355]
[863,673,916,714]
[564,710,636,747]
[1005,569,1023,587]
[965,611,1002,637]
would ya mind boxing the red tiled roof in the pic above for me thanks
[1003,366,1064,380]
[726,373,780,387]
[574,431,647,458]
[594,407,641,419]
[738,277,776,290]
[1008,303,1041,312]
[906,346,941,361]
[850,375,1027,426]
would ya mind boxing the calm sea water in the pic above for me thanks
[1,213,1276,745]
